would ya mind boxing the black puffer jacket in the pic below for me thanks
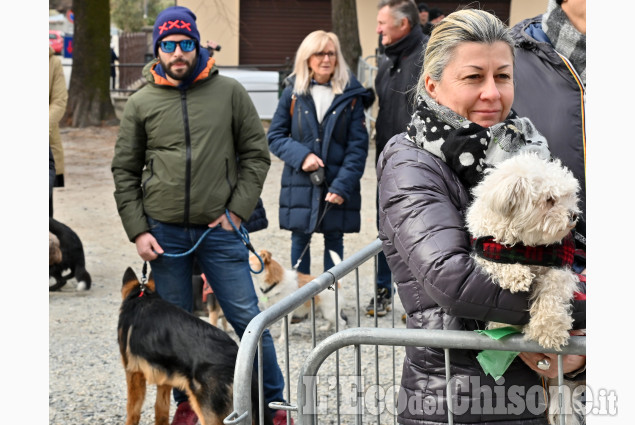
[374,25,428,163]
[511,16,586,249]
[378,133,574,424]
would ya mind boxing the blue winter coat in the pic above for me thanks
[268,75,372,234]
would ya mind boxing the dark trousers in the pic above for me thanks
[376,188,392,291]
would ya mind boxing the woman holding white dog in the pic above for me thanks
[268,30,374,275]
[376,9,586,424]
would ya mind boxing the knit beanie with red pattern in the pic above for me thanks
[152,6,201,56]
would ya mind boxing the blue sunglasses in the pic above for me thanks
[159,39,196,53]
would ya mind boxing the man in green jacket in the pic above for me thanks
[111,6,289,425]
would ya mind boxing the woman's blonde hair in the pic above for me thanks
[417,8,514,95]
[291,30,350,95]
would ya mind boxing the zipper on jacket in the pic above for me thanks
[555,51,586,178]
[224,158,233,193]
[297,104,303,141]
[180,89,192,227]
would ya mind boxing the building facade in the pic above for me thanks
[179,0,548,68]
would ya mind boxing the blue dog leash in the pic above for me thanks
[160,228,212,258]
[151,210,264,273]
[224,210,264,274]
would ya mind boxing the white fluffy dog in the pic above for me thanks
[467,153,585,424]
[466,153,581,351]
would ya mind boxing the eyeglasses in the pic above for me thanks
[313,51,336,60]
[159,39,196,53]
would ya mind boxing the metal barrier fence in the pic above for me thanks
[224,239,586,425]
[298,329,585,425]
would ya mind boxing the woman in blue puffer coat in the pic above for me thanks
[268,30,374,274]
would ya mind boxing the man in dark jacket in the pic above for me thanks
[111,6,289,425]
[421,7,445,36]
[369,0,428,317]
[512,0,586,270]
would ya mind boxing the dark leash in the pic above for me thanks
[144,209,265,275]
[138,261,149,297]
[224,210,264,274]
[292,194,333,271]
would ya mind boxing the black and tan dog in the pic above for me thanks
[118,267,270,425]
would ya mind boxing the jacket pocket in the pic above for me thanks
[224,157,234,192]
[141,158,154,198]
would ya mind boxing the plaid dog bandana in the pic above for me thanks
[471,232,575,267]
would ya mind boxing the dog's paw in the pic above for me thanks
[76,280,89,291]
[477,260,533,293]
[499,265,534,293]
[506,279,533,293]
[318,322,333,332]
[524,323,570,351]
[537,332,570,352]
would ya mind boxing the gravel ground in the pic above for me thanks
[49,125,407,425]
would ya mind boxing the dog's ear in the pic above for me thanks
[483,171,531,219]
[260,250,272,264]
[122,267,138,286]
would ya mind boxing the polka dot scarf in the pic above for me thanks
[406,92,551,189]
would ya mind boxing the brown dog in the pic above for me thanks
[249,250,348,343]
[192,272,229,330]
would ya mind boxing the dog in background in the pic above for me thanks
[49,232,62,265]
[49,217,91,291]
[118,267,271,425]
[249,250,348,343]
[192,271,228,331]
[466,153,584,425]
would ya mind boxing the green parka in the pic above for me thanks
[112,57,270,242]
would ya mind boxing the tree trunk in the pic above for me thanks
[331,0,362,77]
[63,0,118,127]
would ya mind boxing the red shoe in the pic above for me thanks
[171,401,198,425]
[272,409,294,425]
